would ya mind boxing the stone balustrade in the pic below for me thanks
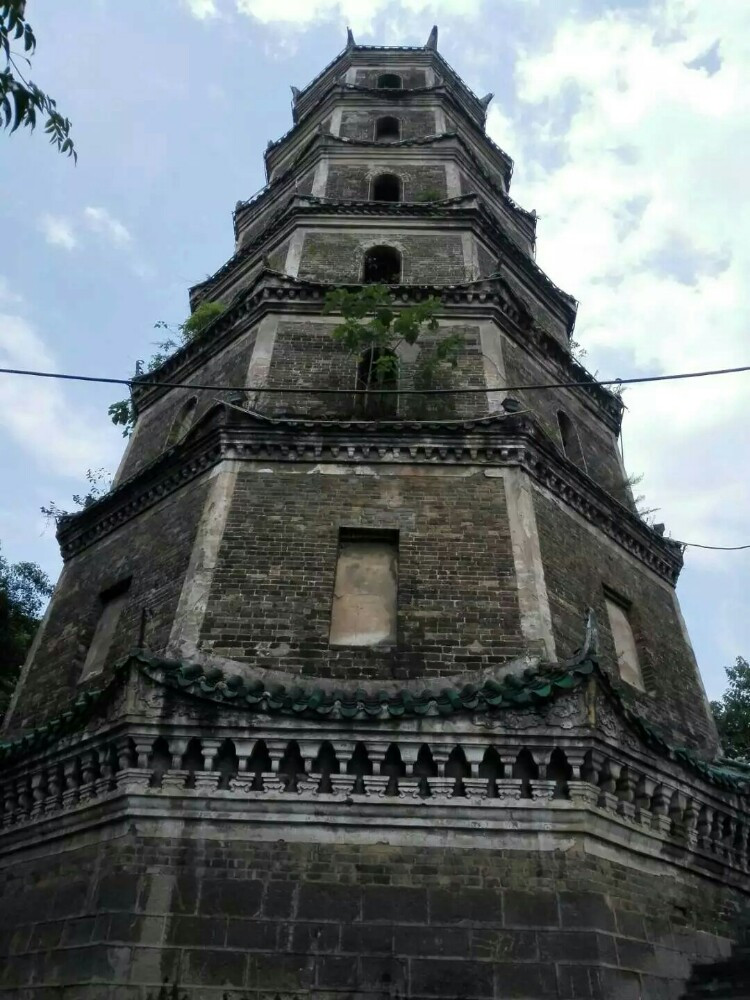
[1,727,748,876]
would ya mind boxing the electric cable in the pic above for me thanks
[0,362,748,395]
[1,365,747,551]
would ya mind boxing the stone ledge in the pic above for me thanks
[1,787,748,892]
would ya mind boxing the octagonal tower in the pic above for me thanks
[1,28,748,1000]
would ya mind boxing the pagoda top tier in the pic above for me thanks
[291,25,493,130]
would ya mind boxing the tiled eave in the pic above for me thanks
[55,403,681,586]
[292,43,488,130]
[1,637,745,799]
[265,84,512,186]
[233,131,528,252]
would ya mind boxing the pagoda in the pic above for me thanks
[1,27,748,1000]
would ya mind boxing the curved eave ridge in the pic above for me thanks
[0,648,746,796]
[139,651,598,719]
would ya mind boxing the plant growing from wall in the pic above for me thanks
[323,285,462,417]
[108,301,225,436]
[414,187,444,203]
[40,467,113,526]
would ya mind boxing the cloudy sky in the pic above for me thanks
[1,0,747,698]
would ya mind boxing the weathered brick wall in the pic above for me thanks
[500,268,570,347]
[297,231,466,284]
[398,324,488,421]
[262,320,487,421]
[325,163,448,201]
[339,109,437,142]
[0,832,743,998]
[477,242,496,277]
[199,466,524,681]
[261,320,354,419]
[4,476,211,739]
[121,325,257,482]
[266,238,289,272]
[297,166,316,195]
[355,68,428,89]
[501,338,630,506]
[533,488,719,754]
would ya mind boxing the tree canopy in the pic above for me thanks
[711,656,750,761]
[0,542,52,721]
[1,2,76,160]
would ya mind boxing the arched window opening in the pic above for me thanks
[557,410,585,468]
[356,347,398,418]
[375,116,400,141]
[377,73,402,89]
[362,245,401,284]
[167,395,197,448]
[371,173,402,203]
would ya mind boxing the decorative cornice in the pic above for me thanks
[1,638,745,798]
[205,190,571,337]
[138,267,616,439]
[56,404,680,587]
[238,129,526,245]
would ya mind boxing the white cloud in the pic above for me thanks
[487,0,750,554]
[0,277,22,306]
[84,206,133,247]
[0,313,118,477]
[183,0,218,16]
[236,0,479,34]
[39,215,77,251]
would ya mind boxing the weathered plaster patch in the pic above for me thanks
[501,468,557,662]
[167,461,240,660]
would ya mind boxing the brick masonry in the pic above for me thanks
[501,338,631,506]
[533,487,719,754]
[262,319,486,420]
[198,466,524,682]
[324,164,449,202]
[0,834,742,998]
[2,39,741,1000]
[297,231,466,284]
[4,475,211,739]
[354,68,429,89]
[121,326,257,481]
[339,109,438,142]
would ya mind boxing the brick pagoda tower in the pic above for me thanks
[1,27,748,1000]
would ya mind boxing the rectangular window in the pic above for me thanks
[329,529,398,647]
[604,592,645,692]
[80,579,131,680]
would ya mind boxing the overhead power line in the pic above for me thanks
[1,364,747,553]
[0,362,748,395]
[678,541,750,552]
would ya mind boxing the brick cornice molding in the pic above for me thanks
[138,269,618,432]
[56,407,682,583]
[266,83,513,186]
